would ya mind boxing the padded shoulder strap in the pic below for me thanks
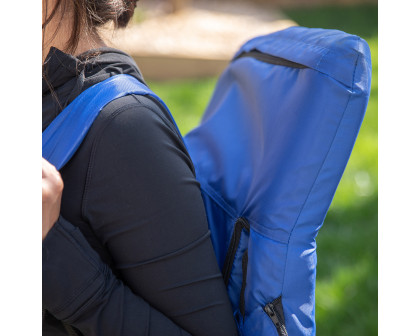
[42,74,175,170]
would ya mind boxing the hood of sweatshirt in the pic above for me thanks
[42,46,145,131]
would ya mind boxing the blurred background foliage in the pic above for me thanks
[148,4,378,335]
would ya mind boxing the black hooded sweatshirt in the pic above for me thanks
[42,47,237,336]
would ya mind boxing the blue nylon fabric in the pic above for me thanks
[42,26,371,336]
[42,74,178,170]
[184,27,371,335]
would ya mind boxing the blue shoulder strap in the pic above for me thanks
[42,74,178,170]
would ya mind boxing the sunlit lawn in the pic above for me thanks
[148,4,378,335]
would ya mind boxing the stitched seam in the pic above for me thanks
[257,36,331,54]
[64,270,112,324]
[116,230,212,269]
[251,227,287,246]
[48,222,104,314]
[251,34,363,86]
[131,94,179,137]
[170,301,226,318]
[315,49,329,70]
[272,32,358,53]
[55,221,101,270]
[160,273,222,292]
[80,101,146,221]
[50,271,102,317]
[280,51,361,295]
[146,304,150,336]
[199,183,237,219]
[131,94,195,175]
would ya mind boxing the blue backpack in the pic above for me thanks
[43,27,371,336]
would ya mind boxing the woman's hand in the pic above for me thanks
[42,158,63,240]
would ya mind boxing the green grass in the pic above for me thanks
[148,78,218,135]
[149,4,378,335]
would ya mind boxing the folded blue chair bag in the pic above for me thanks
[43,26,372,336]
[183,27,371,336]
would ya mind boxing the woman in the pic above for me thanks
[42,0,237,335]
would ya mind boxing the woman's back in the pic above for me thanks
[42,46,237,335]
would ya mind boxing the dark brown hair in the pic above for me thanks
[42,0,137,54]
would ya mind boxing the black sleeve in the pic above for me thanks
[43,98,237,336]
[82,101,236,336]
[43,216,191,336]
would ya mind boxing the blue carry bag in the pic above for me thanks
[43,27,372,335]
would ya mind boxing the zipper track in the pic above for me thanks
[222,217,250,286]
[239,249,248,317]
[233,49,308,69]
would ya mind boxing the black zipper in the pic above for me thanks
[239,249,248,317]
[264,297,288,336]
[222,217,250,286]
[233,49,307,69]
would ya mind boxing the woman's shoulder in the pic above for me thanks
[63,91,191,182]
[91,93,183,148]
[60,91,194,228]
[80,93,194,177]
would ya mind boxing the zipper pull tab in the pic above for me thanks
[264,303,281,331]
